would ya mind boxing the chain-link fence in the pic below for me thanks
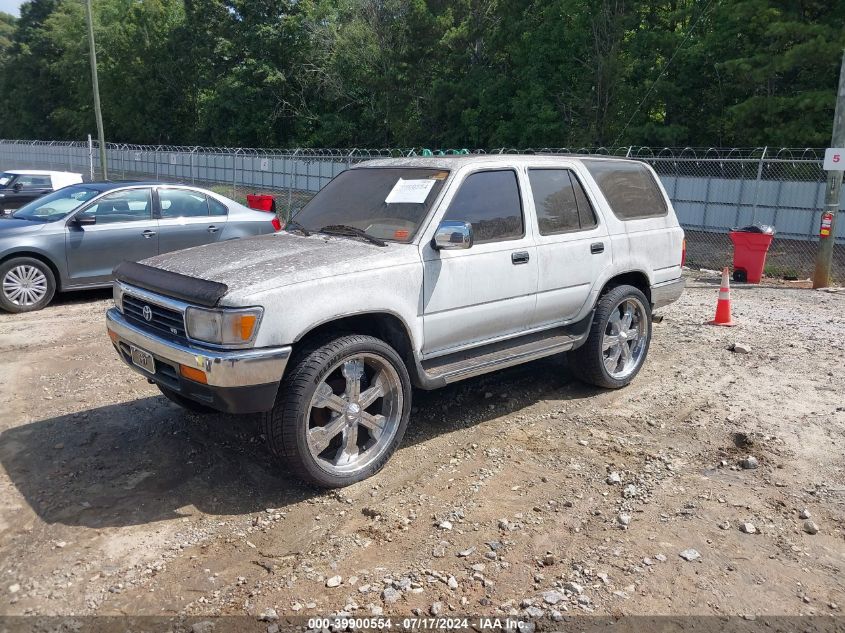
[0,140,842,284]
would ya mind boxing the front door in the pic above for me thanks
[422,169,538,355]
[526,168,611,326]
[156,187,227,253]
[65,188,159,286]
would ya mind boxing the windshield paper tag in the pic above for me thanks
[385,179,436,204]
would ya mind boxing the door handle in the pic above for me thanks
[511,251,530,265]
[142,230,156,238]
[590,242,604,254]
[207,225,220,233]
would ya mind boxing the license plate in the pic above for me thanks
[130,346,156,375]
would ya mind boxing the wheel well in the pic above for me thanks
[0,251,62,290]
[296,312,415,372]
[601,271,651,304]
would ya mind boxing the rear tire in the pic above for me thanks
[570,284,652,389]
[0,257,56,313]
[262,334,412,488]
[157,384,217,414]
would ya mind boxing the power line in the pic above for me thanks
[613,0,718,147]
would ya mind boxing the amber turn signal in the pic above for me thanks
[179,364,208,384]
[233,314,257,342]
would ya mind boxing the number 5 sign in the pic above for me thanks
[823,147,845,170]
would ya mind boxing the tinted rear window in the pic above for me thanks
[528,169,597,235]
[583,160,667,220]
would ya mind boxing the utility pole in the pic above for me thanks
[84,0,107,180]
[813,49,845,288]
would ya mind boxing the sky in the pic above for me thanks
[0,0,20,17]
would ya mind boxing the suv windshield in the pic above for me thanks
[12,186,100,222]
[293,167,449,242]
[0,173,17,188]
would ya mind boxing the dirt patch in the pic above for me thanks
[0,276,844,620]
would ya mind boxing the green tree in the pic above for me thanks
[0,0,65,139]
[0,12,15,59]
[0,0,842,147]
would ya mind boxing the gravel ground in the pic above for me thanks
[0,273,844,622]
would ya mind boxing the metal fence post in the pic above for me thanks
[734,161,747,228]
[232,149,239,199]
[289,149,299,217]
[87,135,94,179]
[750,146,767,225]
[702,170,712,230]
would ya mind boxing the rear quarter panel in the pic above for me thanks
[575,162,683,287]
[219,201,276,240]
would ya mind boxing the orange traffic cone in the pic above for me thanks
[708,267,737,326]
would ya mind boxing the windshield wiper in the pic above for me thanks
[318,225,386,247]
[284,219,311,236]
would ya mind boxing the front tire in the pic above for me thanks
[570,284,652,389]
[0,257,56,313]
[262,334,412,488]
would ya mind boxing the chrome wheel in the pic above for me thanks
[3,264,48,307]
[307,353,403,476]
[602,297,648,380]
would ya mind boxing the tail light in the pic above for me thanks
[681,238,687,268]
[271,217,282,232]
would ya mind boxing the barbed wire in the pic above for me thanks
[0,140,828,162]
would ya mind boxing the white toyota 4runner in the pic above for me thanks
[106,155,685,487]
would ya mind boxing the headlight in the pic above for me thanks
[185,306,263,346]
[113,283,124,312]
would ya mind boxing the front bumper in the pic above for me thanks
[106,308,290,414]
[651,277,686,310]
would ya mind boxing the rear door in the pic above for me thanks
[526,167,611,326]
[65,188,159,285]
[582,160,682,284]
[156,187,227,253]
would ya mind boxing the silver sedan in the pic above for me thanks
[0,182,281,312]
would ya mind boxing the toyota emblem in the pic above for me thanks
[142,305,153,322]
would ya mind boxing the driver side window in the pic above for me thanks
[443,170,524,244]
[78,189,152,225]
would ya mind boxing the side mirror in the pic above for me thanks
[12,183,22,192]
[432,221,473,250]
[74,214,96,226]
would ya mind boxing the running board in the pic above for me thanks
[420,325,589,385]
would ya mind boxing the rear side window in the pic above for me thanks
[207,196,228,216]
[159,189,209,218]
[528,169,597,234]
[583,160,667,219]
[444,170,523,243]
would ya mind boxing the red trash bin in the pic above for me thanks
[246,194,276,212]
[729,226,775,284]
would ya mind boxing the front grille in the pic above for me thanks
[123,294,188,342]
